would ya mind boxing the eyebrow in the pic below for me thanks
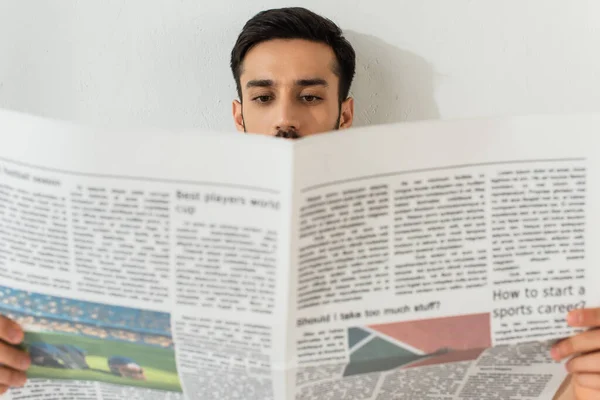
[246,79,274,88]
[296,78,328,87]
[245,78,329,89]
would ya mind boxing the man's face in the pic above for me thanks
[232,39,354,139]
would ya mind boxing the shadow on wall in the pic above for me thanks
[344,31,440,127]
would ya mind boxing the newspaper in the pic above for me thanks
[0,108,598,399]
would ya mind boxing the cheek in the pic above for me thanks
[305,96,337,116]
[313,102,340,125]
[242,105,273,126]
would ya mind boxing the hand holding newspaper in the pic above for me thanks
[0,108,599,399]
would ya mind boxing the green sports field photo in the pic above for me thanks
[22,331,183,393]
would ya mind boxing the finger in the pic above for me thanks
[567,352,600,374]
[0,316,24,345]
[0,384,8,395]
[567,308,600,328]
[0,366,26,388]
[551,330,600,361]
[574,373,600,391]
[0,341,30,372]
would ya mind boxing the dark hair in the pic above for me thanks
[230,7,356,105]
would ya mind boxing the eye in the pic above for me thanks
[301,95,322,103]
[253,95,272,103]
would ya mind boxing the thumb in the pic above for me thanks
[574,381,599,400]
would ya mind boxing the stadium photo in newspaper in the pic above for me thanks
[0,285,182,393]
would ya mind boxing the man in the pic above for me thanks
[230,7,355,138]
[0,7,597,400]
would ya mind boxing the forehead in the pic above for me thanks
[240,39,338,85]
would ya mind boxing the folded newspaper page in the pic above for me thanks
[0,108,598,399]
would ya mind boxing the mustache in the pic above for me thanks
[275,129,300,139]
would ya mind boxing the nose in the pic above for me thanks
[273,99,300,136]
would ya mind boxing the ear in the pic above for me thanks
[232,100,245,132]
[338,97,354,129]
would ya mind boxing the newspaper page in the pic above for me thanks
[286,114,600,399]
[0,109,293,400]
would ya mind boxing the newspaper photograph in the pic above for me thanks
[0,285,182,393]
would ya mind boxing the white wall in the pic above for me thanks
[0,0,599,132]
